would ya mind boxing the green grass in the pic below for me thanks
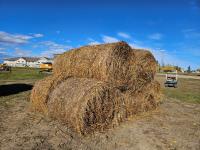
[0,69,199,105]
[156,75,200,104]
[0,67,49,81]
[0,67,46,107]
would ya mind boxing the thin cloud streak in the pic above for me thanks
[102,35,119,43]
[0,31,43,45]
[148,33,163,40]
[118,32,131,39]
[39,41,72,57]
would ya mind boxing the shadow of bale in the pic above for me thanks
[0,84,33,96]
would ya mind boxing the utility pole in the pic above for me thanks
[158,49,165,67]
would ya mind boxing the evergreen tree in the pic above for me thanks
[187,66,191,73]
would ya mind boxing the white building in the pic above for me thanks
[4,57,53,68]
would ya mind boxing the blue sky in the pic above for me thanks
[0,0,199,69]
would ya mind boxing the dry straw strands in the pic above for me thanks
[122,80,162,117]
[127,49,157,91]
[48,78,126,134]
[30,41,162,134]
[30,73,70,114]
[53,42,133,88]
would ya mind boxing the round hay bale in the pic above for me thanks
[127,49,157,91]
[30,73,70,114]
[53,42,133,88]
[123,80,162,116]
[47,78,126,134]
[53,42,157,91]
[30,42,161,135]
[134,49,157,81]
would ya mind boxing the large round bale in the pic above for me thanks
[30,42,161,135]
[123,80,162,117]
[134,49,157,81]
[127,49,157,90]
[30,73,70,114]
[53,42,133,89]
[47,78,126,134]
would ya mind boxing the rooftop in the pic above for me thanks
[4,57,52,62]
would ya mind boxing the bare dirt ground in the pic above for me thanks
[0,80,200,150]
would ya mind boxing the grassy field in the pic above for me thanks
[0,68,200,149]
[0,68,200,104]
[0,67,49,83]
[156,75,200,103]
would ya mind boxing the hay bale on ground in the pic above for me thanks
[53,42,157,91]
[30,42,161,135]
[46,78,161,134]
[30,73,70,114]
[53,42,133,88]
[123,80,162,116]
[134,49,157,83]
[47,78,126,134]
[126,49,157,91]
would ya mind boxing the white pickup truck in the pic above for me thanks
[164,71,178,88]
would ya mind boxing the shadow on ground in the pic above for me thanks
[0,84,33,96]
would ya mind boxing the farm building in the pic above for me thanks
[3,57,53,68]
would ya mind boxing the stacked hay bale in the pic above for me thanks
[31,41,162,134]
[53,42,133,89]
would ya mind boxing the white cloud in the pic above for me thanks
[0,31,43,45]
[0,47,6,51]
[0,47,7,55]
[151,49,195,69]
[40,41,72,57]
[41,41,72,49]
[89,41,101,45]
[129,40,149,49]
[0,51,7,54]
[0,31,33,45]
[148,33,163,40]
[182,28,200,38]
[118,32,131,39]
[14,48,32,56]
[130,43,146,49]
[88,38,101,45]
[102,35,119,43]
[128,40,193,69]
[33,33,44,38]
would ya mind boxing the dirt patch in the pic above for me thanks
[0,88,200,150]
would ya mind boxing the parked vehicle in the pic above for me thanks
[0,64,11,72]
[39,62,52,72]
[164,70,178,88]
